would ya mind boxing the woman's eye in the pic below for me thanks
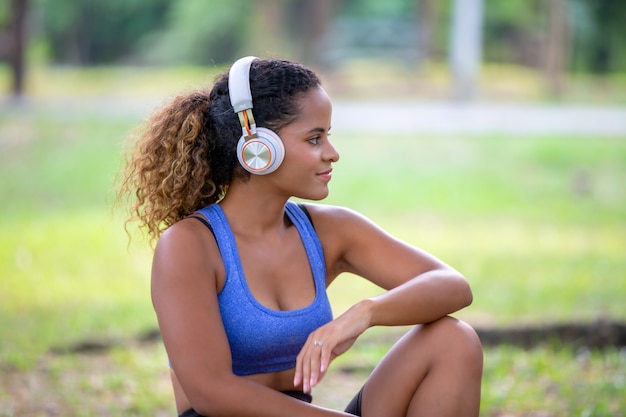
[308,136,320,145]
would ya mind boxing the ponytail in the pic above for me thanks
[118,89,226,243]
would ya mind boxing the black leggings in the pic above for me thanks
[178,387,363,416]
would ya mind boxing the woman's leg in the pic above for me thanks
[360,316,483,417]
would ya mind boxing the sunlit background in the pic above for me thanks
[1,1,625,416]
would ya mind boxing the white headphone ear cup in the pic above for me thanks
[236,127,285,175]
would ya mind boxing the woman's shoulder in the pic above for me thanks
[154,216,222,273]
[151,215,226,296]
[300,203,372,225]
[298,203,382,238]
[299,202,350,224]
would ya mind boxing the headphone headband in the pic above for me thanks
[229,56,258,113]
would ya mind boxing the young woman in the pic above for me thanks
[120,56,483,417]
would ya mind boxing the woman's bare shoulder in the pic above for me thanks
[152,216,222,286]
[301,203,381,234]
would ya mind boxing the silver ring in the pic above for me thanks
[313,340,323,347]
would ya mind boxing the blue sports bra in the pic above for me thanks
[194,201,334,376]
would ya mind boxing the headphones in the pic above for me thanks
[229,56,285,175]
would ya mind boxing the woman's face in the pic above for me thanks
[269,86,339,201]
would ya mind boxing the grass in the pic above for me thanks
[479,345,625,415]
[324,133,626,326]
[1,69,625,415]
[312,331,626,415]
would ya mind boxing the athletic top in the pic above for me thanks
[194,201,334,376]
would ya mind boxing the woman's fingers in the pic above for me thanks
[309,339,324,389]
[295,335,330,393]
[296,313,364,392]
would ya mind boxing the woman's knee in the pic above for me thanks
[360,318,483,416]
[410,316,483,364]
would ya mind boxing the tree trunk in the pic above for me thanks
[8,0,29,98]
[545,0,568,97]
[296,0,336,65]
[249,0,287,58]
[417,0,436,63]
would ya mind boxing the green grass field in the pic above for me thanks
[1,68,625,415]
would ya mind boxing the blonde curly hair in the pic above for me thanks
[118,59,321,243]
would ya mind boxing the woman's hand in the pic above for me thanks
[293,300,373,393]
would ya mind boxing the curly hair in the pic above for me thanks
[118,59,321,243]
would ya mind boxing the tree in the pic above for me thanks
[289,0,336,65]
[5,0,29,98]
[35,0,169,65]
[137,0,248,66]
[545,0,568,97]
[417,0,436,63]
[572,0,626,74]
[248,0,289,59]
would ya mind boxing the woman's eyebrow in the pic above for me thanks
[305,126,330,134]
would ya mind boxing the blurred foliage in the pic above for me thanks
[570,0,626,74]
[337,0,416,17]
[480,0,626,73]
[134,0,247,66]
[482,0,546,67]
[1,0,625,72]
[33,0,170,64]
[0,0,8,23]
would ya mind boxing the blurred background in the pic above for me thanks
[2,0,626,102]
[1,1,625,416]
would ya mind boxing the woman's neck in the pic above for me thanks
[219,181,291,238]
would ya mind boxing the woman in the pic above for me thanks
[119,56,483,417]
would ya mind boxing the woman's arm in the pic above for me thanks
[294,204,473,391]
[312,204,472,323]
[151,219,353,417]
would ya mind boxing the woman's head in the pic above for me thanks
[208,58,320,176]
[119,58,321,241]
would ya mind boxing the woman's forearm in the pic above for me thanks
[366,269,473,327]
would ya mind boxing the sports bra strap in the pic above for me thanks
[297,203,315,229]
[187,215,216,240]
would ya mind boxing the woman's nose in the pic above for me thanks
[324,140,340,162]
